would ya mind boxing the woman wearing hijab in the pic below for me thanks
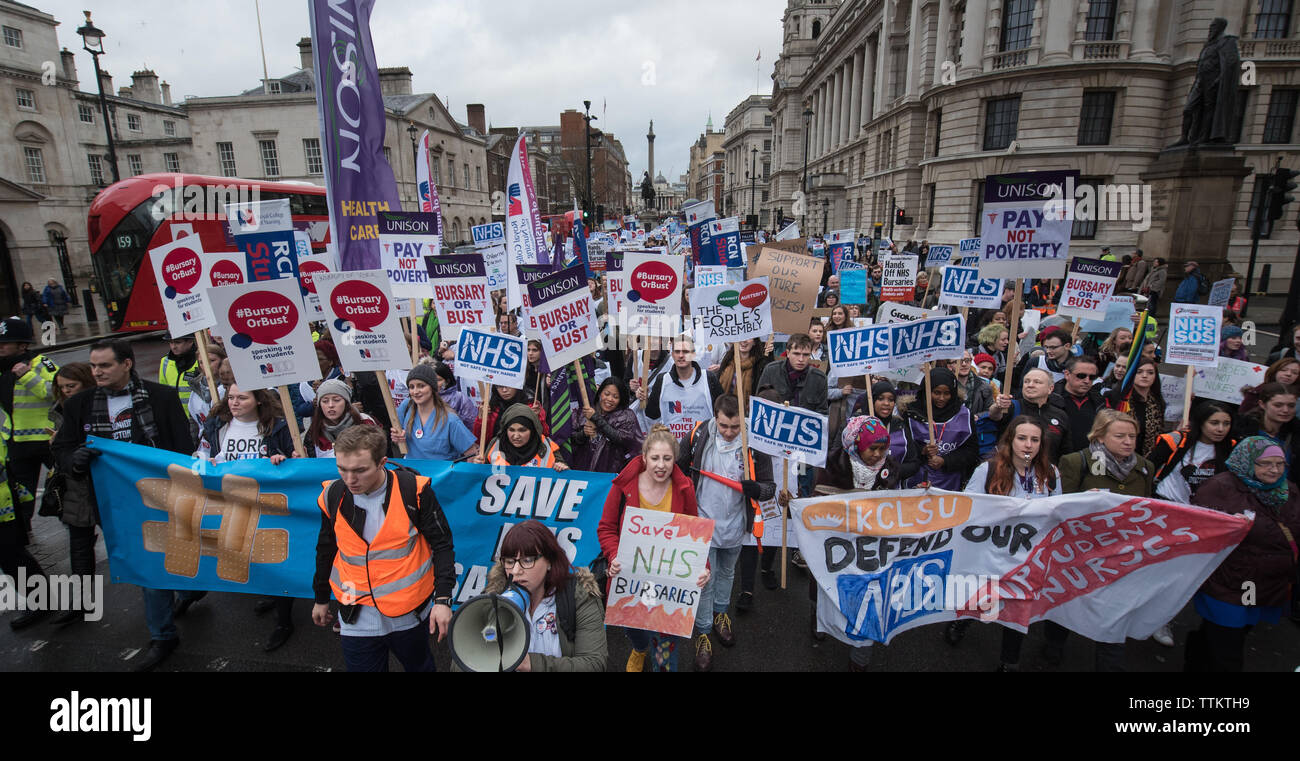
[572,377,644,474]
[902,367,979,489]
[841,381,919,486]
[475,384,547,448]
[1187,437,1300,671]
[486,403,570,470]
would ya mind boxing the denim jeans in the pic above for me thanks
[625,628,683,672]
[339,617,436,672]
[141,587,205,642]
[694,545,742,634]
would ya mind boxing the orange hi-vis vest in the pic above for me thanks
[487,437,560,468]
[318,472,436,618]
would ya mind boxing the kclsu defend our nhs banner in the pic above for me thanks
[87,437,615,605]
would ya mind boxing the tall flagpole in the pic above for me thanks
[255,0,270,95]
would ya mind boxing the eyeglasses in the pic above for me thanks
[1256,461,1287,472]
[1072,372,1098,379]
[501,555,539,570]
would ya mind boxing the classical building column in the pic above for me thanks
[832,67,843,149]
[959,0,989,76]
[849,46,863,137]
[1041,0,1075,62]
[840,60,852,144]
[862,36,876,125]
[874,23,887,117]
[934,0,953,86]
[905,0,922,96]
[1129,0,1160,60]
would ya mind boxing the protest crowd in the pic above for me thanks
[2,187,1296,676]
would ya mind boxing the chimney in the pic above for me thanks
[466,104,486,134]
[99,69,112,95]
[377,66,412,96]
[298,37,313,70]
[60,48,77,85]
[118,86,132,98]
[131,69,160,103]
[160,81,172,106]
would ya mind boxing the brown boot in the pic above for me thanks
[693,633,713,671]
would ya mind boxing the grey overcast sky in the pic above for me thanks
[42,0,787,185]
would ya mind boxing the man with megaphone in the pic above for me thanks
[311,425,457,672]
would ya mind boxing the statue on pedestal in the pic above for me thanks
[1173,18,1241,147]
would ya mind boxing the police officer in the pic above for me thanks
[158,334,202,416]
[0,317,58,533]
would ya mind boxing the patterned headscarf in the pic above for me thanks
[1225,436,1290,510]
[842,415,889,457]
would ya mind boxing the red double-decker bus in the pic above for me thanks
[87,173,330,332]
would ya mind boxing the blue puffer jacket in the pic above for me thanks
[1173,270,1205,303]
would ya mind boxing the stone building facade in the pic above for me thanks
[722,94,774,226]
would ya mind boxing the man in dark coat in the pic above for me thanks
[51,339,196,670]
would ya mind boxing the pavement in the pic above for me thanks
[2,297,1297,672]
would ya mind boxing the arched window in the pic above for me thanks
[812,19,821,38]
[452,218,462,242]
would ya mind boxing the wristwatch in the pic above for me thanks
[433,596,453,607]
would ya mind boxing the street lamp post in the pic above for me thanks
[406,122,420,209]
[77,12,119,184]
[583,100,597,223]
[822,199,829,236]
[801,107,813,233]
[749,146,758,224]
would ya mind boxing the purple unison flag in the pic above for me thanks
[309,0,402,271]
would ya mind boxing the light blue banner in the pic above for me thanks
[87,437,615,606]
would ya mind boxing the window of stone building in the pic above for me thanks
[1071,176,1103,239]
[164,120,176,136]
[15,88,34,110]
[477,166,483,190]
[259,139,280,177]
[383,146,392,168]
[88,153,105,186]
[926,183,937,226]
[1084,0,1117,41]
[3,26,22,48]
[78,103,94,123]
[164,153,180,172]
[973,180,985,234]
[999,0,1035,52]
[1235,89,1252,143]
[812,19,822,38]
[127,113,142,132]
[1262,88,1298,144]
[23,146,45,184]
[303,138,323,175]
[983,96,1020,151]
[1256,0,1293,38]
[128,154,143,176]
[217,142,237,176]
[1077,91,1117,145]
[464,164,471,187]
[448,158,455,185]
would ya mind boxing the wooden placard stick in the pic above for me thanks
[408,299,420,365]
[375,371,407,456]
[276,386,306,459]
[1182,364,1195,430]
[922,362,937,446]
[1002,278,1023,395]
[194,330,220,404]
[780,400,789,591]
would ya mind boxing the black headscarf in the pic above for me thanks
[912,366,963,423]
[494,403,545,465]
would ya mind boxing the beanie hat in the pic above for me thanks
[1222,325,1244,339]
[973,352,997,367]
[316,378,352,404]
[407,363,440,390]
[433,361,456,389]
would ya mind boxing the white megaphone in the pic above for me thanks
[448,584,532,672]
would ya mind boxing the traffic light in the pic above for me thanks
[582,207,592,225]
[596,205,605,224]
[1269,167,1298,222]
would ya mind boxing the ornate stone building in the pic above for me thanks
[767,0,1299,288]
[722,94,774,226]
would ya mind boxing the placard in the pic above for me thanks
[827,323,893,376]
[748,396,828,468]
[207,277,322,391]
[1191,357,1266,404]
[315,270,408,374]
[708,217,744,268]
[751,248,823,336]
[889,314,966,368]
[1056,257,1123,321]
[378,211,440,299]
[880,255,918,302]
[695,265,727,289]
[148,238,216,337]
[425,254,491,341]
[938,266,1002,309]
[1208,277,1235,308]
[828,229,856,272]
[238,229,299,283]
[924,245,954,266]
[1078,295,1138,334]
[296,251,337,320]
[621,252,684,336]
[225,198,291,235]
[526,264,600,368]
[471,221,505,248]
[604,507,715,638]
[1166,304,1223,367]
[841,268,868,305]
[482,243,508,291]
[877,302,945,324]
[200,252,248,289]
[978,171,1076,279]
[690,277,773,345]
[454,327,527,389]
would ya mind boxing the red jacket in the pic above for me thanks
[598,455,699,561]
